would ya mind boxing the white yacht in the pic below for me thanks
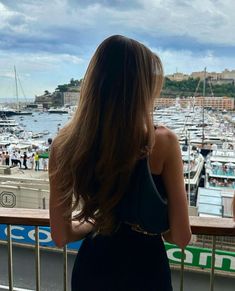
[0,118,19,127]
[205,147,235,191]
[196,145,235,218]
[181,144,204,206]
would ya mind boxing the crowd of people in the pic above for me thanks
[212,164,235,176]
[0,148,49,171]
[209,177,235,189]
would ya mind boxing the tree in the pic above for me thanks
[44,90,50,95]
[70,78,76,86]
[56,84,68,92]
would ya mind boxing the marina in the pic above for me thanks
[0,2,235,290]
[0,103,234,218]
[0,75,234,291]
[0,110,70,209]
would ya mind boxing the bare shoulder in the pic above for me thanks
[155,124,177,138]
[154,125,178,150]
[150,125,178,173]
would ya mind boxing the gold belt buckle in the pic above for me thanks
[130,224,159,236]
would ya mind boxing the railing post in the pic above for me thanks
[209,236,216,291]
[180,248,185,291]
[42,197,46,209]
[35,226,41,291]
[7,225,13,291]
[63,245,68,291]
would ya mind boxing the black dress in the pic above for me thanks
[71,175,172,291]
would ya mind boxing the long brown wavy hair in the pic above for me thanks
[51,35,163,234]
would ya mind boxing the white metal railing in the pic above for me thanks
[0,208,235,291]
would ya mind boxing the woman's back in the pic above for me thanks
[49,35,191,291]
[71,152,173,291]
[67,125,189,291]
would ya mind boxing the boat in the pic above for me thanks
[0,115,24,135]
[31,133,44,139]
[48,108,68,114]
[204,146,235,191]
[0,133,20,147]
[13,111,32,116]
[0,117,19,128]
[196,145,235,218]
[181,144,204,206]
[4,66,33,116]
[42,130,50,135]
[0,108,17,117]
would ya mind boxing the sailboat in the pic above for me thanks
[190,67,215,156]
[0,67,33,117]
[12,66,32,116]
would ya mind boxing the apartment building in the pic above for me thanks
[154,98,176,108]
[221,69,235,80]
[155,97,234,111]
[166,69,235,83]
[165,72,189,81]
[194,96,234,111]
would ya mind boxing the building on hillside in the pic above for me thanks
[35,91,63,108]
[166,69,235,83]
[63,91,80,106]
[190,71,205,79]
[191,71,218,80]
[35,92,53,108]
[52,91,64,107]
[194,96,234,111]
[154,98,176,108]
[166,72,189,81]
[221,69,235,80]
[154,96,234,111]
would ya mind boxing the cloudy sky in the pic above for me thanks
[0,0,235,99]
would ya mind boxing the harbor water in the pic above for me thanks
[13,111,71,141]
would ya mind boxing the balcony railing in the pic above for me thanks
[0,208,235,291]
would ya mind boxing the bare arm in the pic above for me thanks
[49,144,94,248]
[160,129,191,248]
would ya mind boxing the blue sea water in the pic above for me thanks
[14,112,71,141]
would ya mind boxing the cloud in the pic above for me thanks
[0,51,83,74]
[152,47,235,74]
[1,0,235,55]
[0,50,85,97]
[0,2,33,34]
[0,0,235,98]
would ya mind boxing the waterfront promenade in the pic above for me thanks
[0,166,49,181]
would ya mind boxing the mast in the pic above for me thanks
[14,65,19,112]
[202,67,206,148]
[187,131,191,207]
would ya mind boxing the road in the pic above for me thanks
[0,244,235,291]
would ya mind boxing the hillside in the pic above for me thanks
[49,77,235,99]
[161,77,235,98]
